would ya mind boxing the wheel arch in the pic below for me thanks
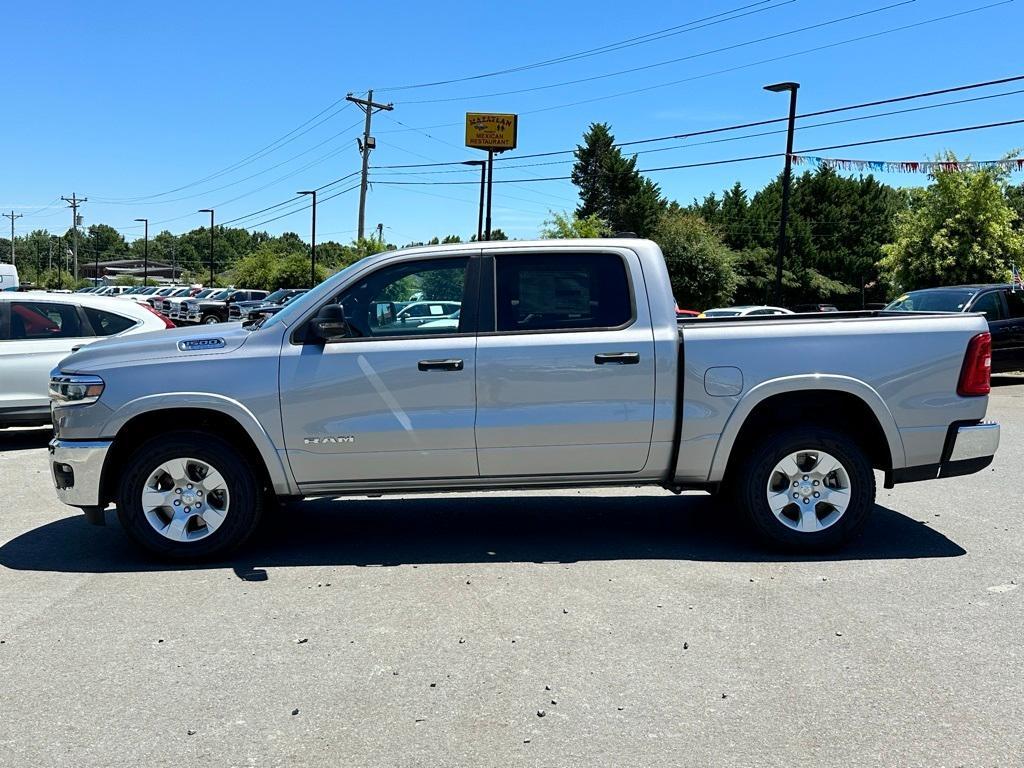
[709,375,906,483]
[98,398,295,505]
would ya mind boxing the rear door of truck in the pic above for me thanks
[474,247,656,476]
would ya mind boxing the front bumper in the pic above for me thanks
[48,438,112,507]
[888,421,1000,485]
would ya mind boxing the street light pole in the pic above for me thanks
[298,190,317,286]
[764,81,800,307]
[198,209,215,286]
[134,218,149,285]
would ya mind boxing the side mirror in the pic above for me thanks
[310,303,350,343]
[371,300,397,328]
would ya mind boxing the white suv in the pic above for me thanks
[0,293,170,428]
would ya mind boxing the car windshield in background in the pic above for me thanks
[885,289,978,312]
[264,289,294,303]
[704,309,742,317]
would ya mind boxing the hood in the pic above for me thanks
[58,324,252,373]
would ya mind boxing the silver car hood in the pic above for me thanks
[59,324,251,373]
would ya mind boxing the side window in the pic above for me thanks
[8,302,86,340]
[1004,289,1024,319]
[494,252,632,332]
[970,292,1005,321]
[83,306,138,336]
[337,257,469,338]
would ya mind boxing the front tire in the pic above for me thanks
[734,427,875,552]
[116,431,263,560]
[201,313,220,325]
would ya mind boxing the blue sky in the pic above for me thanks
[4,0,1022,245]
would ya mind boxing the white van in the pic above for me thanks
[0,264,18,292]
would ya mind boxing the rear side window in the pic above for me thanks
[494,253,632,332]
[970,292,1005,321]
[1004,289,1024,318]
[83,306,138,336]
[8,301,86,339]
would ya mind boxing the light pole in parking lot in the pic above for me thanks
[297,190,317,287]
[134,218,149,286]
[198,209,215,287]
[764,81,799,307]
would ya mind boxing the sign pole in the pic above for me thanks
[476,162,485,242]
[484,150,494,241]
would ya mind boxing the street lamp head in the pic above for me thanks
[134,218,147,223]
[462,160,486,167]
[198,208,213,214]
[764,81,800,93]
[297,190,316,196]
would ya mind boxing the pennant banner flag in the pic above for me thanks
[791,156,1024,174]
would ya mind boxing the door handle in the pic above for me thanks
[418,358,464,372]
[594,352,640,365]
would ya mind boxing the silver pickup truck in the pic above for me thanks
[47,238,1001,560]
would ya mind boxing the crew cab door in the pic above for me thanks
[969,290,1014,371]
[474,248,656,476]
[1002,288,1024,370]
[279,253,480,487]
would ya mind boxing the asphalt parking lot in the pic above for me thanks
[0,377,1021,768]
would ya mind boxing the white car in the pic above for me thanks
[395,300,462,328]
[418,308,461,330]
[0,293,171,428]
[700,305,794,317]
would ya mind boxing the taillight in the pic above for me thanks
[957,332,991,396]
[141,302,175,329]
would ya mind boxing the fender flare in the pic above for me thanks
[102,392,297,495]
[706,374,907,482]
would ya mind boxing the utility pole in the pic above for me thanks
[298,190,317,287]
[3,211,22,265]
[61,193,87,281]
[346,90,393,242]
[198,209,215,286]
[134,218,149,285]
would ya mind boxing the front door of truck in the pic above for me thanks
[473,248,656,477]
[279,254,480,487]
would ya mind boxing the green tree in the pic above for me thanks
[571,122,664,237]
[540,211,610,238]
[880,154,1024,291]
[275,253,328,288]
[653,211,738,309]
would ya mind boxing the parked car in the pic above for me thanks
[0,264,19,292]
[700,305,794,317]
[123,286,170,304]
[165,289,217,322]
[48,239,1000,561]
[793,303,840,313]
[1,293,171,429]
[229,288,307,322]
[182,289,268,324]
[94,286,132,297]
[418,308,461,330]
[146,287,191,309]
[394,300,462,328]
[885,284,1024,372]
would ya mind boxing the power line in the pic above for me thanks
[371,73,1024,171]
[242,183,361,231]
[93,101,357,203]
[370,116,1024,185]
[400,1,914,104]
[376,0,788,92]
[371,85,1024,178]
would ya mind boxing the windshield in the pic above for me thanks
[261,256,375,331]
[264,289,293,304]
[205,289,233,301]
[885,289,977,312]
[704,309,742,317]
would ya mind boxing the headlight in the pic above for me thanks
[49,374,105,406]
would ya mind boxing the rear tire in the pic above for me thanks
[116,431,262,560]
[734,427,875,552]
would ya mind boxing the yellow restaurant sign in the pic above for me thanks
[465,112,518,152]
